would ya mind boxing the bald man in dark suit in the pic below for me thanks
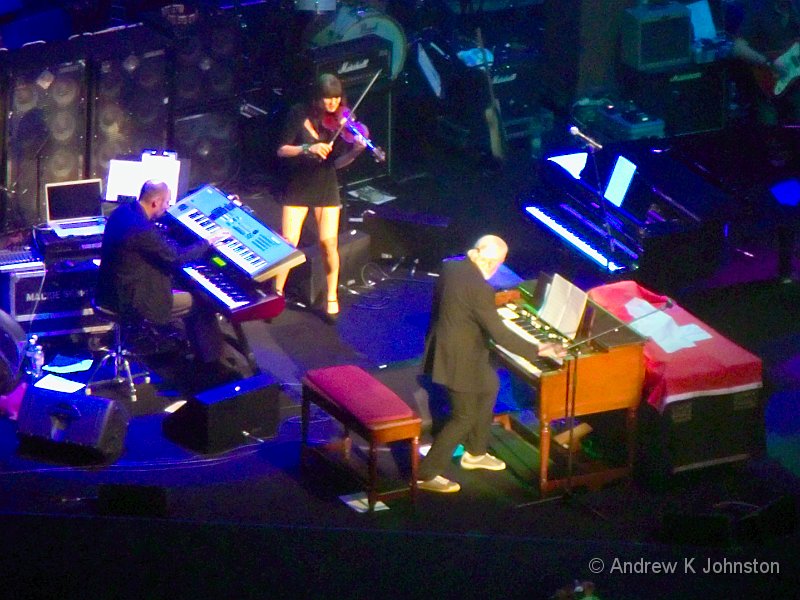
[418,235,563,493]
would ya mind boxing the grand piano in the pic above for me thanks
[492,273,646,494]
[164,185,306,372]
[522,142,736,293]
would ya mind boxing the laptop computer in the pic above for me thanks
[45,179,106,238]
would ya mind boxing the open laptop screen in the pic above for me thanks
[46,179,103,222]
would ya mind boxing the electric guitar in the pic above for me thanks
[753,41,800,97]
[475,28,507,162]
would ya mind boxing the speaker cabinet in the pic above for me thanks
[286,229,371,306]
[163,372,281,453]
[173,107,240,189]
[539,0,629,108]
[89,24,169,182]
[171,12,243,113]
[16,390,130,462]
[303,35,393,185]
[620,2,692,72]
[636,388,764,487]
[620,63,726,136]
[4,39,88,228]
[361,205,451,271]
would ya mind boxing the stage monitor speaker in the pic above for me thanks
[361,205,451,271]
[16,390,131,462]
[286,229,371,306]
[89,24,169,182]
[162,372,281,453]
[620,1,692,72]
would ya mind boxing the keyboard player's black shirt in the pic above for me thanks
[96,201,207,324]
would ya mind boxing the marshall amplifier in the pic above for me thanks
[304,34,392,89]
[0,261,111,337]
[303,35,394,185]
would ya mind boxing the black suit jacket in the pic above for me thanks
[422,257,545,393]
[96,201,207,324]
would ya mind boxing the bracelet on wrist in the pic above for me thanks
[301,143,310,155]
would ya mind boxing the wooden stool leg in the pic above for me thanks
[367,441,378,511]
[301,397,310,460]
[410,436,419,505]
[342,429,352,462]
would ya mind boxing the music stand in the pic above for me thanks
[515,293,664,512]
[580,137,617,273]
[514,336,608,520]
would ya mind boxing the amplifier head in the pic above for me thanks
[621,1,692,72]
[302,34,392,90]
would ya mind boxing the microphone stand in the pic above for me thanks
[583,141,617,274]
[516,297,672,513]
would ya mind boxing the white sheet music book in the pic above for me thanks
[538,273,588,340]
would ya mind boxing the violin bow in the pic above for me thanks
[329,68,383,144]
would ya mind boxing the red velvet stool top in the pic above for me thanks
[303,365,415,425]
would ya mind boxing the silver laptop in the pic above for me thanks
[45,179,106,238]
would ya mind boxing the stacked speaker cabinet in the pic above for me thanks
[89,24,170,183]
[4,38,87,229]
[169,12,244,189]
[303,35,393,186]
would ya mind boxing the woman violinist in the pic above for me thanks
[275,73,367,322]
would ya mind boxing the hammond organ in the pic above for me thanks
[492,275,646,494]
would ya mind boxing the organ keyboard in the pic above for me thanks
[492,276,646,494]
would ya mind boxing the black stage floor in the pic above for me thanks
[2,126,800,599]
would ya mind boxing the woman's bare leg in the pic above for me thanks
[314,206,341,314]
[274,205,309,295]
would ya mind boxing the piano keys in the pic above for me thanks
[493,276,646,495]
[168,185,306,283]
[164,185,306,372]
[181,263,285,323]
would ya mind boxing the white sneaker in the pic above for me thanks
[417,475,461,493]
[460,451,506,471]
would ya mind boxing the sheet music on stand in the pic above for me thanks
[537,273,588,341]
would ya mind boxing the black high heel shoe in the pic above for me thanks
[321,299,340,325]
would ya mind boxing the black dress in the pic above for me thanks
[279,103,343,208]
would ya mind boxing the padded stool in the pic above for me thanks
[301,365,422,511]
[85,301,150,403]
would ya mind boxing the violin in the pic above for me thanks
[321,107,386,163]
